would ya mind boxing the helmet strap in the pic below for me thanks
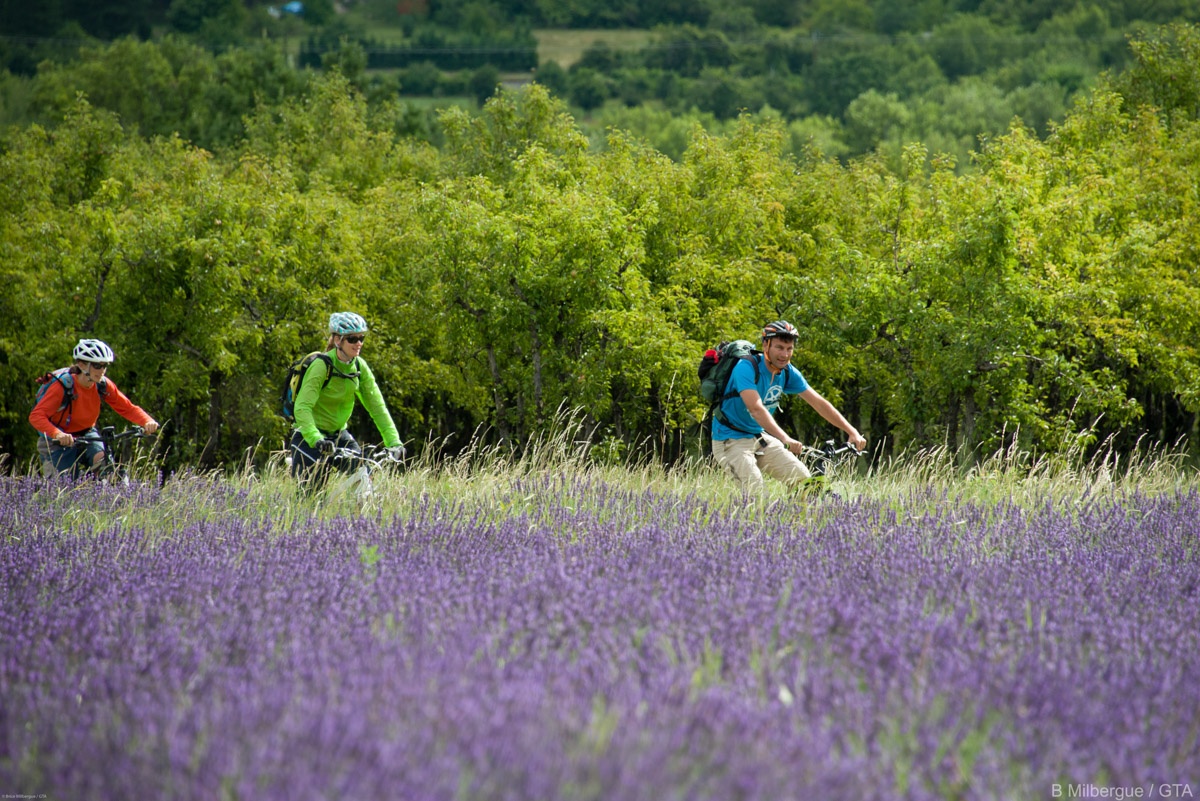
[75,363,96,387]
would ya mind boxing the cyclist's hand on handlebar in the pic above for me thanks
[387,445,406,462]
[55,431,74,447]
[849,431,866,452]
[785,438,804,453]
[317,438,336,455]
[142,419,159,435]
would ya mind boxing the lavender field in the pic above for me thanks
[2,469,1198,800]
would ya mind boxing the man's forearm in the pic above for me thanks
[750,406,794,443]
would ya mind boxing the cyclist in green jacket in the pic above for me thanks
[290,311,405,482]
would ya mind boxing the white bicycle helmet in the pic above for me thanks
[328,312,368,335]
[73,338,115,363]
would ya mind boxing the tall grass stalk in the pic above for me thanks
[11,420,1196,538]
[862,432,1196,508]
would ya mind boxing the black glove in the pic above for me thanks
[316,438,336,456]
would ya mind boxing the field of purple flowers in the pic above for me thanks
[2,474,1198,800]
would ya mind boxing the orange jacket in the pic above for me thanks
[29,372,153,437]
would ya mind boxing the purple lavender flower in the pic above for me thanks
[1,477,1197,800]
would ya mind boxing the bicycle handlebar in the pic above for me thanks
[821,440,865,455]
[328,445,404,468]
[800,439,866,463]
[72,426,156,446]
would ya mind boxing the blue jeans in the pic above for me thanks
[289,429,360,485]
[37,429,104,477]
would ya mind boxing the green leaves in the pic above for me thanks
[3,26,1200,468]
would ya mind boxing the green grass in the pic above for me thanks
[311,1,655,71]
[395,95,474,109]
[534,28,655,68]
[338,0,411,44]
[14,407,1199,541]
[349,22,411,47]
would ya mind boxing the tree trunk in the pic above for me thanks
[530,323,543,428]
[199,371,222,469]
[962,392,977,458]
[487,343,510,444]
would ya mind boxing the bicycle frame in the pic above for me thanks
[800,439,866,477]
[328,445,404,471]
[64,425,156,480]
[305,444,404,504]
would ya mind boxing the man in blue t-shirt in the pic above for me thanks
[712,320,866,491]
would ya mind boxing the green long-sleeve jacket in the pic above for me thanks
[293,351,401,448]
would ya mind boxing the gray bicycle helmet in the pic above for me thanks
[73,338,115,363]
[328,312,368,335]
[762,320,798,342]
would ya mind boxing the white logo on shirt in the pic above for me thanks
[764,383,784,409]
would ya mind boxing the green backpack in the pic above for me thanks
[697,340,762,450]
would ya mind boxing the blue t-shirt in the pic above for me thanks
[712,355,809,440]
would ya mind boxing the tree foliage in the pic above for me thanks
[2,24,1199,471]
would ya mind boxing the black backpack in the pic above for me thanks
[280,352,360,422]
[697,340,762,451]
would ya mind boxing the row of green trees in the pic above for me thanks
[528,7,1151,169]
[2,23,1198,471]
[552,11,1125,114]
[299,28,539,72]
[6,8,1175,169]
[285,1,1200,171]
[6,0,1195,45]
[372,0,1197,37]
[0,0,332,75]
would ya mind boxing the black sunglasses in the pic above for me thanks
[86,361,111,370]
[343,335,366,344]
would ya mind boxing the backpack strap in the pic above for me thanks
[713,406,758,436]
[42,368,107,405]
[337,355,361,381]
[312,353,337,391]
[53,369,75,403]
[296,353,336,394]
[322,353,361,385]
[37,368,77,429]
[714,354,763,436]
[49,365,78,399]
[716,353,761,402]
[714,354,793,436]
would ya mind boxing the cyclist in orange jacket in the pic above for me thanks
[29,339,160,477]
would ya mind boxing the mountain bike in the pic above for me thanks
[302,444,405,503]
[800,439,867,478]
[68,425,158,482]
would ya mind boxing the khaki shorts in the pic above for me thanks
[713,433,811,492]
